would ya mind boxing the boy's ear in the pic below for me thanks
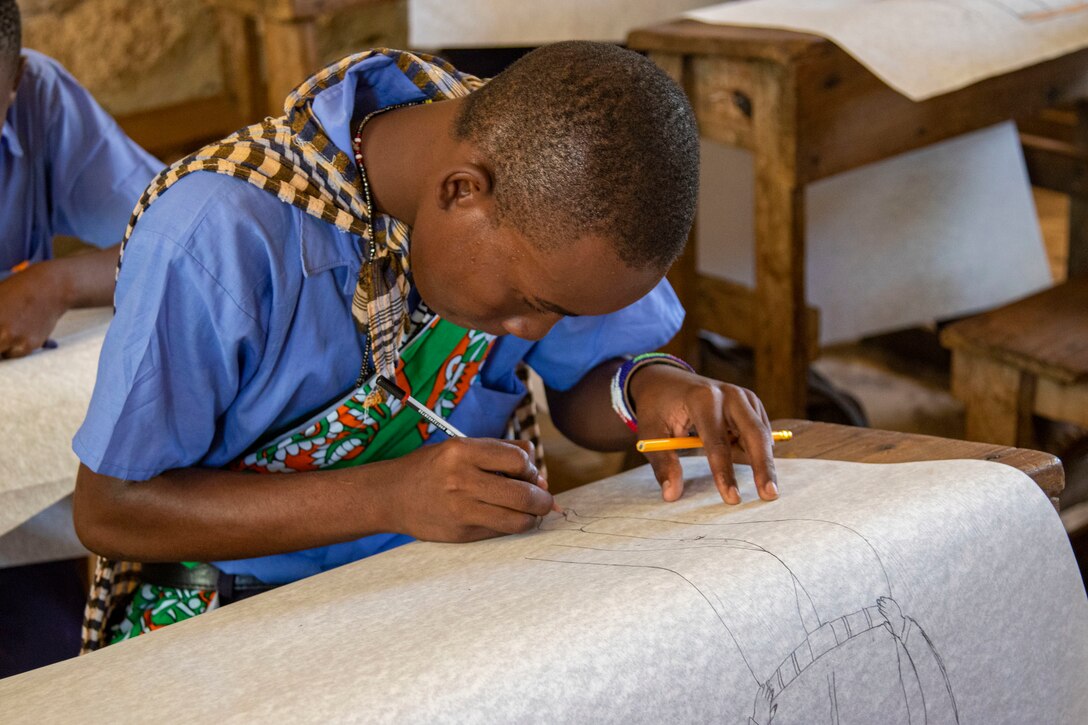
[436,162,493,211]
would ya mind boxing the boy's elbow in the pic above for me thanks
[72,463,130,559]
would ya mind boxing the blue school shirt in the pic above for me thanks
[74,53,684,584]
[0,50,160,273]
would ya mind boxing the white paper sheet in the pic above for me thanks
[686,0,1088,101]
[697,122,1053,344]
[3,457,1085,723]
[409,0,712,48]
[0,307,110,550]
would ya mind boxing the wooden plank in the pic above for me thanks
[116,95,242,160]
[629,19,826,65]
[214,7,266,127]
[690,57,761,150]
[794,45,1088,183]
[752,61,808,418]
[204,0,390,21]
[1034,377,1088,429]
[1021,133,1088,198]
[950,352,1036,447]
[694,276,819,360]
[262,17,320,114]
[940,279,1088,384]
[772,418,1064,499]
[1070,100,1088,279]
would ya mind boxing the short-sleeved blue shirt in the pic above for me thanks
[0,50,161,274]
[74,54,684,584]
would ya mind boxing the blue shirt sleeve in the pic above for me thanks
[526,277,685,391]
[73,186,268,481]
[36,52,161,248]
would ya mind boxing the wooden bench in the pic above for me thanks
[939,278,1088,450]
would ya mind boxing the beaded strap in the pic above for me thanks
[610,353,694,432]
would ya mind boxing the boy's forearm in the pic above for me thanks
[72,461,398,562]
[546,358,635,452]
[46,243,122,309]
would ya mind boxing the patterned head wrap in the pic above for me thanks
[116,49,485,403]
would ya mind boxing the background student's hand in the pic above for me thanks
[628,363,778,505]
[0,262,67,358]
[378,437,554,542]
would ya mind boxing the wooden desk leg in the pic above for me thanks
[752,65,808,418]
[262,16,321,115]
[214,8,265,127]
[1069,100,1088,279]
[648,52,700,362]
[952,350,1036,447]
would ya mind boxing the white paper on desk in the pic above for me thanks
[686,0,1088,101]
[409,0,713,48]
[4,458,1085,723]
[697,122,1053,344]
[0,307,111,542]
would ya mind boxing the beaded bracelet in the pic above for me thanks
[610,352,695,432]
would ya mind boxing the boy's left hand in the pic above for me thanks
[628,363,777,505]
[0,263,67,358]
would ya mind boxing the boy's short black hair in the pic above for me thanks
[452,41,698,271]
[0,0,19,74]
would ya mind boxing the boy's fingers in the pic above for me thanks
[688,395,741,505]
[476,473,554,517]
[643,449,685,502]
[735,391,778,501]
[460,438,539,483]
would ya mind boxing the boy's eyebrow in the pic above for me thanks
[533,297,580,318]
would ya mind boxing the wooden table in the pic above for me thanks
[772,419,1064,507]
[629,20,1088,418]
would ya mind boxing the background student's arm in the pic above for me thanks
[73,437,552,562]
[0,244,119,357]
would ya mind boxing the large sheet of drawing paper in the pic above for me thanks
[697,122,1053,344]
[409,0,712,47]
[4,458,1086,723]
[0,307,109,563]
[686,0,1088,101]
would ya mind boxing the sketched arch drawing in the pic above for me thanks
[530,510,958,724]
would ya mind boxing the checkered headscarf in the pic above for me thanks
[117,49,484,399]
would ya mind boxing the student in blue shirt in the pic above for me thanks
[72,43,780,645]
[0,0,160,358]
[0,0,160,675]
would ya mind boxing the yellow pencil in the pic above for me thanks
[636,430,792,453]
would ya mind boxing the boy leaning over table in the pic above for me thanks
[72,42,779,646]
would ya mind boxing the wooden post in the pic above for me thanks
[951,351,1037,447]
[1069,99,1088,279]
[752,61,809,418]
[262,15,320,114]
[649,52,701,361]
[214,7,265,126]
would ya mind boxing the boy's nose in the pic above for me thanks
[501,313,562,341]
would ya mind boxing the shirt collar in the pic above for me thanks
[301,54,426,279]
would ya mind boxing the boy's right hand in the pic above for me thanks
[378,438,554,543]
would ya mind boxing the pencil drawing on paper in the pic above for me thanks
[530,509,959,724]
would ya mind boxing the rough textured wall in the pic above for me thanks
[21,0,222,116]
[18,0,408,117]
